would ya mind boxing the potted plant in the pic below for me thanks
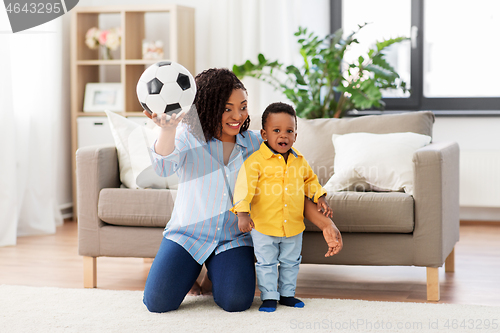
[232,24,409,118]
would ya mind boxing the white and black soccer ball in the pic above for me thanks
[136,61,196,119]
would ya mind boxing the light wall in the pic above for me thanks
[57,0,500,221]
[433,117,500,221]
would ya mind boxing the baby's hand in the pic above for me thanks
[323,223,343,257]
[317,196,333,218]
[237,212,255,233]
[143,110,185,130]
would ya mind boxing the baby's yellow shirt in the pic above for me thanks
[231,142,326,237]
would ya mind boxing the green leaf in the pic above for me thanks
[284,90,299,105]
[375,36,409,53]
[243,60,255,72]
[300,48,309,72]
[350,91,371,109]
[232,65,241,77]
[286,65,307,86]
[365,64,398,80]
[258,53,266,64]
[371,54,396,72]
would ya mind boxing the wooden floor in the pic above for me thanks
[1,220,499,307]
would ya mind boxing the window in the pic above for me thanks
[331,0,500,115]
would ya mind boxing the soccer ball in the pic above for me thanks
[136,61,196,119]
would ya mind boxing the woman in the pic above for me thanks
[143,68,342,313]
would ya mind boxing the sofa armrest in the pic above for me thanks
[412,141,460,267]
[76,145,121,257]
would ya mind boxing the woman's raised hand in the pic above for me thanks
[143,110,185,130]
[144,110,183,156]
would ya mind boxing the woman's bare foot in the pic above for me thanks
[200,274,212,295]
[187,281,201,296]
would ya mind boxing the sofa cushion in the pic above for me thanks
[326,132,431,194]
[98,188,177,227]
[293,111,435,185]
[100,188,413,233]
[304,191,414,233]
[105,110,179,190]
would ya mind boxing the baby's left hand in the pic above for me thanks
[317,196,333,218]
[323,223,343,257]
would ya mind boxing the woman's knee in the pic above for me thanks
[143,293,181,313]
[142,239,201,313]
[207,246,256,312]
[216,292,254,312]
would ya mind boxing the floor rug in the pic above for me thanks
[1,285,498,332]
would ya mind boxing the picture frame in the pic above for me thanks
[83,83,123,112]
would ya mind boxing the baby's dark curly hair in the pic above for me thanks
[261,102,297,130]
[183,68,250,142]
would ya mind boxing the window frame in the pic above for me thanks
[331,0,500,116]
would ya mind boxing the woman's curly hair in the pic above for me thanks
[183,68,250,142]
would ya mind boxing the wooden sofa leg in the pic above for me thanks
[83,256,97,288]
[426,267,440,301]
[445,247,455,273]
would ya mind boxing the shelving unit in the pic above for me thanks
[70,5,195,215]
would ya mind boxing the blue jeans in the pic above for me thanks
[250,229,303,301]
[143,238,256,312]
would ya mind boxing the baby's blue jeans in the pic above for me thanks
[251,229,303,301]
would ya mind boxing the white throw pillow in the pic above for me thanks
[324,132,431,194]
[105,111,179,189]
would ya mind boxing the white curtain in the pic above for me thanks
[0,14,63,246]
[203,0,331,122]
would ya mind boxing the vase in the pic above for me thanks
[101,46,113,60]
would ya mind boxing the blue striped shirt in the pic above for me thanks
[150,124,263,264]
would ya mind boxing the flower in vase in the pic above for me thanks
[85,27,122,53]
[105,27,122,51]
[85,27,100,50]
[98,29,109,46]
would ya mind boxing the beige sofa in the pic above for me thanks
[77,111,459,301]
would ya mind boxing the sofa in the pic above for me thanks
[77,110,459,301]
